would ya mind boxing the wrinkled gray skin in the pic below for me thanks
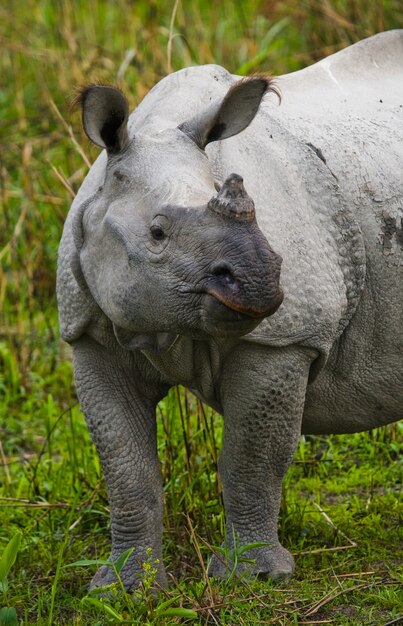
[57,31,403,591]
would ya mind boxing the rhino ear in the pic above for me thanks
[74,85,130,153]
[179,76,280,149]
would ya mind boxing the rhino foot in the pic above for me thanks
[88,557,168,594]
[208,543,294,581]
[89,564,122,593]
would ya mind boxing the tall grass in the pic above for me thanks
[0,1,402,624]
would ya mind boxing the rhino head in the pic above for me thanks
[72,78,283,352]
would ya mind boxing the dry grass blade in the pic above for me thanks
[48,162,76,198]
[321,0,359,32]
[382,617,403,626]
[184,512,219,619]
[303,580,381,618]
[167,0,180,74]
[48,98,91,168]
[295,544,358,556]
[0,441,11,484]
[311,570,376,582]
[312,502,357,547]
[0,497,71,509]
[0,203,29,263]
[300,619,334,626]
[295,501,357,556]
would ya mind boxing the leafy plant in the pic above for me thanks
[66,547,198,623]
[0,532,22,626]
[209,530,272,584]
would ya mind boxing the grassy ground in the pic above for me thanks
[1,1,402,624]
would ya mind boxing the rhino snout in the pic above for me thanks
[206,256,283,320]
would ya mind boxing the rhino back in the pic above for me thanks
[268,30,403,353]
[265,31,403,430]
[270,30,403,240]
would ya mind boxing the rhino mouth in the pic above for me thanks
[202,286,283,337]
[206,287,283,319]
[202,295,260,336]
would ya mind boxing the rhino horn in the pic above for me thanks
[208,174,256,222]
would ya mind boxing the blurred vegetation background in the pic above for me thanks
[0,2,402,624]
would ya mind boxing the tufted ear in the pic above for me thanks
[178,76,280,149]
[74,85,130,153]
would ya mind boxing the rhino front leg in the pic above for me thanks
[210,344,313,580]
[72,335,169,592]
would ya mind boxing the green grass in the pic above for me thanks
[1,1,402,624]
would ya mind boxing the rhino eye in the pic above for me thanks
[150,225,165,241]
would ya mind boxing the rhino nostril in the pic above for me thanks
[211,261,236,284]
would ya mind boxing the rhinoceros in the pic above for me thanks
[57,30,403,591]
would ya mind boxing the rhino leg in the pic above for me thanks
[72,335,168,592]
[210,344,313,580]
